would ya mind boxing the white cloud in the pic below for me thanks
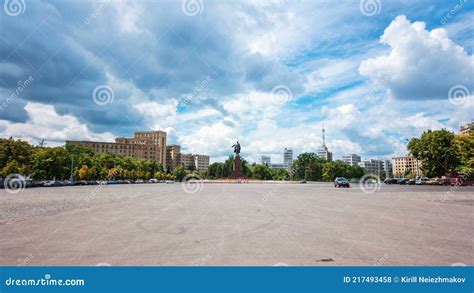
[359,15,473,100]
[0,102,115,145]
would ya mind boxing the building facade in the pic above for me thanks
[166,145,181,171]
[392,156,422,178]
[342,154,361,166]
[460,122,473,135]
[261,155,271,166]
[283,148,293,170]
[270,163,285,169]
[181,153,210,172]
[66,131,167,167]
[359,159,385,176]
[382,159,393,178]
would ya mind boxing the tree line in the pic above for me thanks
[0,138,175,180]
[207,153,366,181]
[408,129,473,178]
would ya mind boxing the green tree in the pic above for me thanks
[454,132,474,174]
[408,129,461,177]
[174,165,187,181]
[251,164,273,180]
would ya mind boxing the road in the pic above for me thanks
[0,183,473,266]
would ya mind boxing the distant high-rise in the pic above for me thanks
[358,159,384,176]
[283,148,293,170]
[261,155,271,166]
[317,125,333,161]
[342,154,361,166]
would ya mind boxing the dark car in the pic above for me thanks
[398,178,409,185]
[407,179,416,185]
[384,178,398,184]
[334,177,350,188]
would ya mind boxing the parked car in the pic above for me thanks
[334,177,350,188]
[407,179,416,185]
[384,178,398,184]
[450,174,473,186]
[415,177,429,185]
[165,180,175,184]
[299,180,306,184]
[148,178,158,183]
[425,178,442,185]
[44,180,61,187]
[135,179,145,184]
[398,178,409,185]
[62,180,74,186]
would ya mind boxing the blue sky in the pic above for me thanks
[0,0,473,163]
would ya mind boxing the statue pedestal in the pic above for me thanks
[229,155,245,179]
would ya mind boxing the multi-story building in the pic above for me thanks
[317,127,333,161]
[382,159,393,178]
[283,148,293,170]
[342,154,361,166]
[261,155,271,166]
[270,163,285,169]
[392,156,422,178]
[460,122,473,135]
[166,145,181,171]
[66,131,167,167]
[181,153,210,172]
[359,159,385,176]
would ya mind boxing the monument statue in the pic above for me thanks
[231,141,241,156]
[229,141,245,179]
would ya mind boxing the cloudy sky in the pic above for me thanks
[0,0,473,163]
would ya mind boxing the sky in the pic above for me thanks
[0,0,473,164]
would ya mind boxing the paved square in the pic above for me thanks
[0,183,472,266]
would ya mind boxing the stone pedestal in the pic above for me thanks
[229,155,245,179]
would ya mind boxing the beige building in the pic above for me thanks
[166,145,181,171]
[392,156,422,177]
[180,153,210,172]
[460,122,473,135]
[66,131,167,167]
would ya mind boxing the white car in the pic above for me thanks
[415,177,429,185]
